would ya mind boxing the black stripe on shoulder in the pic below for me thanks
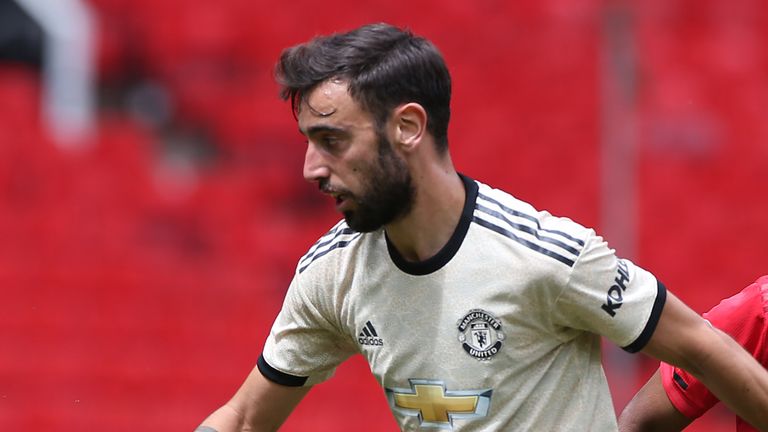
[300,223,355,265]
[623,281,667,353]
[257,354,308,387]
[475,202,581,257]
[477,192,585,247]
[298,222,361,273]
[298,234,361,273]
[473,216,575,267]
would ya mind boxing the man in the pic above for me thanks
[196,23,768,431]
[619,275,768,431]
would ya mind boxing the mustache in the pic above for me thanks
[319,179,348,196]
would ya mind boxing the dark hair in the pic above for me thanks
[275,23,452,152]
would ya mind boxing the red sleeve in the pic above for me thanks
[660,276,768,419]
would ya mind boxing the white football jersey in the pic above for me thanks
[260,175,665,431]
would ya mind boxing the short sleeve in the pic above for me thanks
[260,274,357,386]
[660,276,768,418]
[660,361,716,419]
[552,232,666,352]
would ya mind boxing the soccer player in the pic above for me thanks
[196,23,768,431]
[618,275,768,431]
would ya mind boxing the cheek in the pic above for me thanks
[350,156,375,176]
[347,161,377,194]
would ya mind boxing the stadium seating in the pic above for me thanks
[1,1,766,430]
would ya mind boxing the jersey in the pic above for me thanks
[660,275,768,432]
[259,174,666,431]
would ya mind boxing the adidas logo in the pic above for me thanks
[358,321,384,346]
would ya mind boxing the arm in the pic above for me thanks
[618,369,691,432]
[196,365,312,432]
[638,291,768,431]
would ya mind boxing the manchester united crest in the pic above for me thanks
[457,309,504,360]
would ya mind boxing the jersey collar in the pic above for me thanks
[385,174,478,275]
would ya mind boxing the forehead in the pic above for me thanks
[297,80,373,133]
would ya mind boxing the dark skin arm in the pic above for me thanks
[618,369,692,432]
[630,292,768,431]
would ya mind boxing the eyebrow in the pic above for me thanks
[299,124,348,137]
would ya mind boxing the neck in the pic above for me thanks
[384,162,465,262]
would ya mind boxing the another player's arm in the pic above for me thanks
[618,369,691,432]
[195,365,311,432]
[639,291,768,431]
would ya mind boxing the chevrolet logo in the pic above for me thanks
[385,380,492,429]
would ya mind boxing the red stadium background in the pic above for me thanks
[1,0,767,430]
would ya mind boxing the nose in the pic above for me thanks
[303,142,330,183]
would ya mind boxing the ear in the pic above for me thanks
[392,103,427,152]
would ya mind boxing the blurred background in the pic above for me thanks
[1,0,767,430]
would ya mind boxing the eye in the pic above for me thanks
[322,134,338,145]
[319,134,342,151]
[304,128,348,154]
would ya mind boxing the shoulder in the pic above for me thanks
[474,181,593,240]
[472,180,591,268]
[295,219,367,274]
[704,275,768,323]
[755,275,768,310]
[701,275,768,362]
[284,221,369,318]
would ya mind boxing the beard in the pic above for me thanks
[323,132,415,233]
